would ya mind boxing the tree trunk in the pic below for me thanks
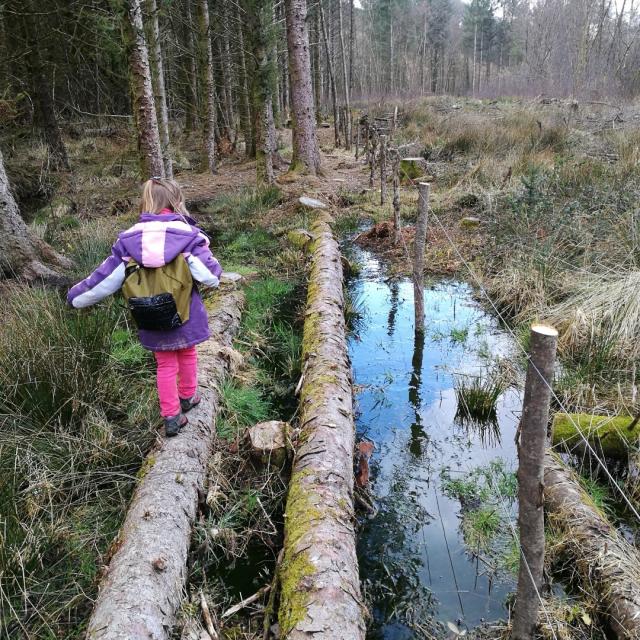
[311,3,322,124]
[319,0,339,148]
[391,149,401,242]
[544,452,640,639]
[86,290,243,640]
[552,413,640,459]
[237,12,254,158]
[413,182,429,334]
[337,0,351,149]
[198,0,217,174]
[184,0,199,134]
[242,0,276,184]
[278,213,366,639]
[284,0,321,174]
[379,134,387,205]
[0,147,72,281]
[124,0,164,178]
[145,0,173,177]
[512,325,558,640]
[23,0,70,171]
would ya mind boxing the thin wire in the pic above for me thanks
[364,124,640,520]
[426,193,640,522]
[454,385,559,639]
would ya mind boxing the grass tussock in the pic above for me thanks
[0,286,155,638]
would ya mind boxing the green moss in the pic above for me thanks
[552,413,639,458]
[136,454,156,480]
[278,470,321,635]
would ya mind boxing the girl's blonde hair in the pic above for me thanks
[140,178,188,215]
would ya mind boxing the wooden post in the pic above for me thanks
[413,182,429,334]
[355,117,360,160]
[363,118,370,158]
[512,324,558,640]
[391,149,401,243]
[380,134,388,206]
[369,133,378,188]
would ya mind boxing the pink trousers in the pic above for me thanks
[154,346,198,418]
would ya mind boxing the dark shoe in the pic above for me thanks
[164,413,188,437]
[180,393,201,414]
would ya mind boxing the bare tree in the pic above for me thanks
[284,0,321,174]
[145,0,173,177]
[124,0,164,178]
[197,0,217,174]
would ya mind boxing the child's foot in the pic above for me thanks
[164,413,188,437]
[180,393,201,413]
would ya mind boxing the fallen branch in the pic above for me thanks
[86,288,243,640]
[200,591,219,640]
[277,213,366,639]
[544,452,640,638]
[221,585,271,620]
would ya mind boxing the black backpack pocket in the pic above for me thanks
[128,293,184,331]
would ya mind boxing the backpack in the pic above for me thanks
[122,254,193,331]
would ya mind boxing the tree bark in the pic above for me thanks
[124,0,164,178]
[552,412,640,459]
[198,0,217,174]
[512,325,558,640]
[145,0,173,177]
[391,148,401,242]
[86,289,243,640]
[337,0,351,149]
[0,147,72,282]
[278,213,365,639]
[284,0,321,174]
[413,182,429,334]
[23,0,70,171]
[379,134,387,205]
[544,452,640,639]
[236,11,254,158]
[319,0,339,148]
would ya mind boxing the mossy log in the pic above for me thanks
[544,452,640,639]
[86,288,244,640]
[552,413,639,458]
[278,213,366,639]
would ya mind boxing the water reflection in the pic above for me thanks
[349,246,520,638]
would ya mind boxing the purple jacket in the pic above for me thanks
[68,212,222,351]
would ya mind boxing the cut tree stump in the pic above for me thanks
[400,157,428,183]
[278,212,366,639]
[298,196,327,209]
[86,288,243,640]
[544,452,640,638]
[552,412,640,459]
[247,420,288,468]
[287,228,314,252]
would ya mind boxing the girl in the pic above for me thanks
[68,178,222,437]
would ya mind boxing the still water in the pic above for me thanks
[348,247,522,639]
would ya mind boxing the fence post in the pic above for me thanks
[413,182,429,334]
[380,135,388,206]
[355,117,360,160]
[512,324,558,640]
[369,132,378,189]
[391,148,401,243]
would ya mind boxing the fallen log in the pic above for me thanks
[552,412,639,458]
[86,287,243,640]
[278,213,366,639]
[544,452,640,639]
